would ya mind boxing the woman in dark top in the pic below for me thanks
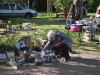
[83,0,88,15]
[83,0,88,9]
[28,0,34,9]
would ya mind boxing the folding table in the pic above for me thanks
[0,24,20,49]
[21,27,38,46]
[71,24,93,44]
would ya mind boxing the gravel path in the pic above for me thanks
[0,52,100,75]
[0,44,100,75]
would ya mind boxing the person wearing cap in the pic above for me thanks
[41,30,73,61]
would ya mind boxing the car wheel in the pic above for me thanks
[25,13,32,18]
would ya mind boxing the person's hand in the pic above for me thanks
[55,43,61,48]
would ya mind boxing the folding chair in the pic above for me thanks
[0,23,13,48]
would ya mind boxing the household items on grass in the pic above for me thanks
[83,31,95,42]
[6,47,39,69]
[70,25,82,32]
[41,49,59,64]
[0,50,7,60]
[6,50,17,69]
[82,24,97,42]
[16,36,32,50]
[34,54,43,66]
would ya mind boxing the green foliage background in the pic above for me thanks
[0,0,100,12]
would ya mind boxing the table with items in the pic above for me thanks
[70,21,97,43]
[8,23,38,47]
[5,23,60,69]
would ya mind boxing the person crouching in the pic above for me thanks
[41,30,73,61]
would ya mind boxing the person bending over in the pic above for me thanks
[41,30,73,61]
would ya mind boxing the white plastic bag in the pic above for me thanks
[7,52,15,58]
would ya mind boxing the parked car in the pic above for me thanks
[0,2,37,19]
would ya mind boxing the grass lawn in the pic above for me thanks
[0,12,100,53]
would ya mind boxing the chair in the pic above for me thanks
[0,23,7,31]
[0,23,12,48]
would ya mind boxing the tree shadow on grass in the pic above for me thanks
[4,18,65,26]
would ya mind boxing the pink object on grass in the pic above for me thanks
[70,25,82,32]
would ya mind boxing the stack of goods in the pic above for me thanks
[6,50,17,69]
[11,26,18,33]
[6,45,41,69]
[0,50,7,62]
[41,50,59,65]
[21,23,38,31]
[83,31,95,42]
[83,25,97,42]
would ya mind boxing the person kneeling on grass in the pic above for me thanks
[41,30,74,61]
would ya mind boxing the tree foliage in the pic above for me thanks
[88,0,100,12]
[0,0,100,12]
[53,0,71,10]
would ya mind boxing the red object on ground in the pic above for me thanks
[25,53,30,62]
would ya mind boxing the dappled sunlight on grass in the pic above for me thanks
[1,13,100,52]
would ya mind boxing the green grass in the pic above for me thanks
[0,12,100,52]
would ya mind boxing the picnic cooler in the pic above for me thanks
[70,25,82,32]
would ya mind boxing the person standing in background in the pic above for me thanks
[28,0,34,9]
[83,0,88,9]
[83,0,88,16]
[72,0,83,20]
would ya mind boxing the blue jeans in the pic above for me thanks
[29,6,33,9]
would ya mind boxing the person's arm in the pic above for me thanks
[42,40,52,52]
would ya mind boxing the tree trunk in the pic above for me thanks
[72,0,83,21]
